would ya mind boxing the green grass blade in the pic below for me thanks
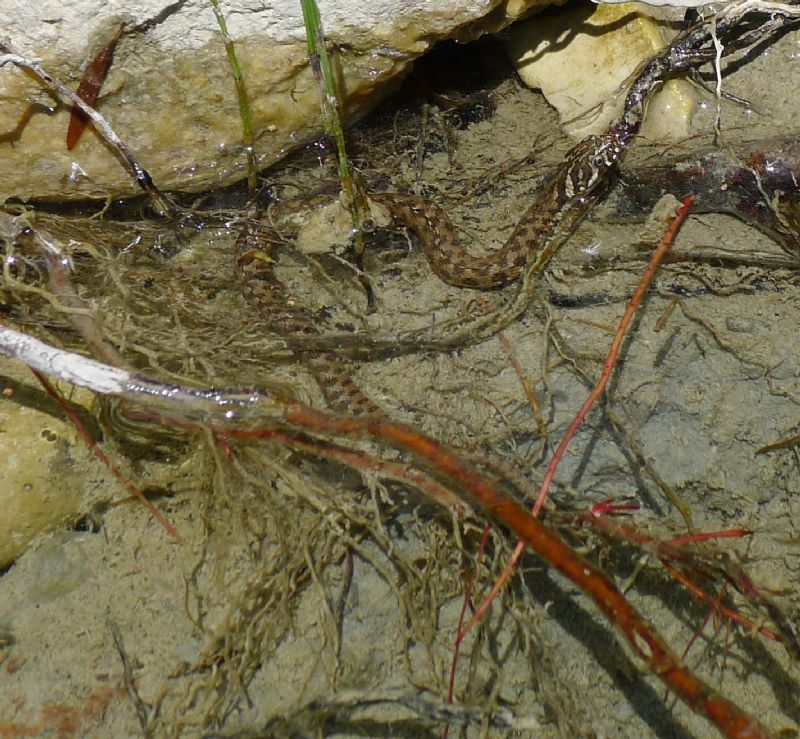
[300,0,369,256]
[209,0,258,194]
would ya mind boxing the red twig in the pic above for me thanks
[661,559,780,643]
[238,403,769,738]
[463,195,695,636]
[666,582,729,704]
[194,395,764,736]
[578,512,798,656]
[87,382,771,734]
[123,408,470,516]
[443,525,492,739]
[443,589,473,739]
[29,369,183,543]
[533,195,695,516]
[67,24,124,150]
[668,529,752,547]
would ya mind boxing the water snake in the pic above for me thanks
[235,123,636,415]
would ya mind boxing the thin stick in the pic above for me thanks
[463,196,695,636]
[498,330,548,447]
[0,39,177,216]
[109,619,153,737]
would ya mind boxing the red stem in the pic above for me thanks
[246,405,770,738]
[533,195,696,516]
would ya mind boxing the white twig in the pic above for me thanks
[710,16,724,142]
[0,322,277,424]
[0,324,130,394]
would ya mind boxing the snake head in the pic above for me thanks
[562,121,637,202]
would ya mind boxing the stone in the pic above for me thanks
[0,0,551,202]
[0,360,96,567]
[506,2,697,140]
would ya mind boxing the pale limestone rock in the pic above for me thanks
[0,361,96,567]
[506,2,697,140]
[0,0,550,202]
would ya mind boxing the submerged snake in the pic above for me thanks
[235,122,636,415]
[236,225,383,415]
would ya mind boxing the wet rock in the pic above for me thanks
[0,0,551,201]
[0,361,96,567]
[506,2,697,140]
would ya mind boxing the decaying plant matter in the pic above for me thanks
[1,2,800,737]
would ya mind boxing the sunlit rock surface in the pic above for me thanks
[506,2,697,140]
[0,0,552,201]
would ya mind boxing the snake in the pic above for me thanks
[235,122,636,415]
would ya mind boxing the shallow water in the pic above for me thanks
[1,30,800,738]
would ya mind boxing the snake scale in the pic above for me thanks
[235,123,635,415]
[236,225,383,414]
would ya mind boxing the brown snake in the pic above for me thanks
[236,123,635,415]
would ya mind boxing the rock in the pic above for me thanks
[0,0,551,202]
[0,360,97,567]
[506,2,697,140]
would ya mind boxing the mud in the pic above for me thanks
[0,27,799,739]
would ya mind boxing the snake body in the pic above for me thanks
[374,127,633,289]
[236,229,382,415]
[236,123,635,414]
